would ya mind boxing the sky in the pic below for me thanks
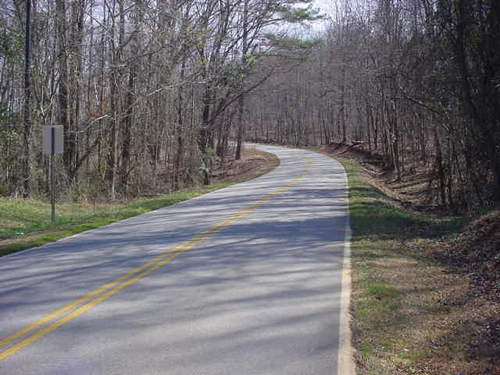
[308,0,334,32]
[313,0,333,15]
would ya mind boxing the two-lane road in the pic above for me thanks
[0,145,353,375]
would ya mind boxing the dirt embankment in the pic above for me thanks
[320,142,437,210]
[212,147,279,183]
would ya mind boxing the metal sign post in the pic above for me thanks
[43,126,63,221]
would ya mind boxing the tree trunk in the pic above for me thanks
[22,0,32,198]
[56,0,74,180]
[434,128,446,207]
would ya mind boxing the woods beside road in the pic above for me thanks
[1,0,499,214]
[0,0,321,201]
[1,0,499,374]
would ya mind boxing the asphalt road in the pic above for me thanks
[0,144,351,375]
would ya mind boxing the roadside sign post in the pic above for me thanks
[43,126,63,221]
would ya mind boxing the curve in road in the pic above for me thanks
[0,144,354,375]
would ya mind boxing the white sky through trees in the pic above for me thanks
[313,0,333,14]
[311,0,333,31]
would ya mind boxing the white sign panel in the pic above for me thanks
[43,125,64,155]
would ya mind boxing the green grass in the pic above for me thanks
[344,161,420,239]
[341,158,467,238]
[0,183,239,257]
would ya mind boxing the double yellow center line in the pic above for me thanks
[0,156,311,361]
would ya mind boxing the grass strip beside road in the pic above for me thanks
[335,157,498,374]
[0,184,234,257]
[0,150,280,257]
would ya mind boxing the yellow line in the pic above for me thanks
[0,206,256,350]
[0,155,312,361]
[0,249,177,348]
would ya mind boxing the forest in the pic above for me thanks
[0,0,499,212]
[247,0,500,211]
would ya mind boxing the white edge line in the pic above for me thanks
[337,158,356,375]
